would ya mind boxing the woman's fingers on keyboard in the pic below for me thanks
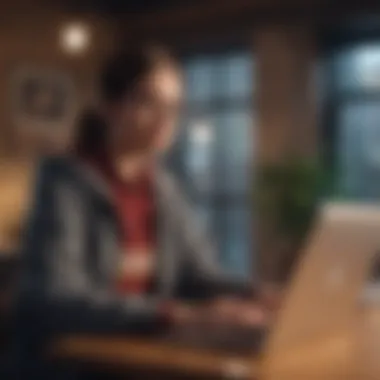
[236,304,269,327]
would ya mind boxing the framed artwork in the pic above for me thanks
[10,66,77,153]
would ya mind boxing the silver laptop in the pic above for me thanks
[162,203,380,359]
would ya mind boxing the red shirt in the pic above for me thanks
[87,154,156,296]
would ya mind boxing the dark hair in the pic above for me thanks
[73,45,179,157]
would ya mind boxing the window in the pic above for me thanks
[328,44,380,200]
[167,52,255,277]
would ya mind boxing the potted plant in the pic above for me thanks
[255,157,333,282]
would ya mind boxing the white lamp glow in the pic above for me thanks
[190,121,214,145]
[355,46,380,87]
[60,23,90,55]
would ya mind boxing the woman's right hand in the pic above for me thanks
[164,300,270,328]
[162,302,204,325]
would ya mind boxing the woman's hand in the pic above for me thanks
[162,302,206,325]
[163,289,282,328]
[165,298,270,327]
[207,297,269,327]
[258,283,284,312]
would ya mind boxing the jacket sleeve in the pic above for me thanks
[18,158,164,334]
[167,176,257,300]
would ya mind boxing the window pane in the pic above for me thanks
[218,53,254,99]
[183,115,217,196]
[337,102,380,200]
[333,45,380,93]
[216,110,254,195]
[185,59,215,103]
[222,206,251,276]
[174,51,254,277]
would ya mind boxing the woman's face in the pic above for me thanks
[106,65,183,155]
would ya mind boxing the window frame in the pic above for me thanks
[323,38,380,199]
[171,48,256,275]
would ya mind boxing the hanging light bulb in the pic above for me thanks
[60,22,91,55]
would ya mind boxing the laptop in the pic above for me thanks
[159,203,380,357]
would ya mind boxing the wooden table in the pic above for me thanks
[51,305,380,380]
[51,335,260,379]
[261,305,380,380]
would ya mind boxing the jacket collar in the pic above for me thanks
[59,154,171,210]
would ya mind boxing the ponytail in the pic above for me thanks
[72,109,106,157]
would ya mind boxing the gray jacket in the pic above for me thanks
[16,155,253,337]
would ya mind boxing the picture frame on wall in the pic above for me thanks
[11,66,77,153]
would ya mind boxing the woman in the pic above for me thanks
[13,45,265,377]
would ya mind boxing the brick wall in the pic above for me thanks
[0,3,116,157]
[0,3,116,252]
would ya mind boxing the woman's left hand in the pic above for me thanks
[206,297,269,328]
